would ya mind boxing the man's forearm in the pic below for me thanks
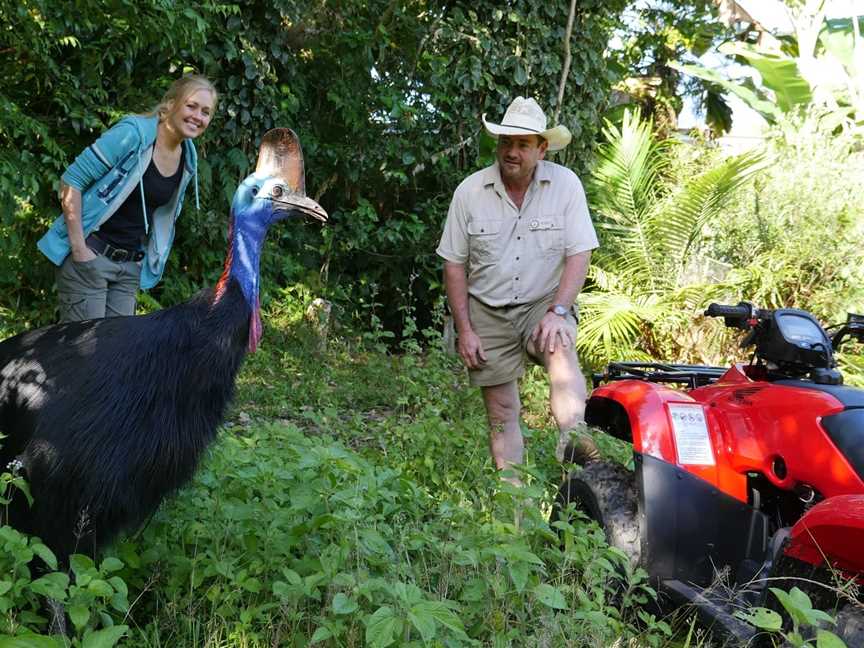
[553,250,592,307]
[443,261,473,334]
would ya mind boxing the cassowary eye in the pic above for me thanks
[272,185,284,198]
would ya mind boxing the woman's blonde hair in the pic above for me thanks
[150,74,218,120]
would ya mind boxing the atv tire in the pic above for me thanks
[551,460,641,568]
[835,604,864,646]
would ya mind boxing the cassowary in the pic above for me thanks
[0,129,327,565]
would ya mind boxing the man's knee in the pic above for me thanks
[546,348,585,383]
[482,384,521,425]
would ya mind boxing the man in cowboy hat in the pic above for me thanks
[436,96,599,480]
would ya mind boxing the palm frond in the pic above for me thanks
[586,264,627,293]
[590,110,678,291]
[651,149,767,282]
[577,290,665,367]
[591,109,671,229]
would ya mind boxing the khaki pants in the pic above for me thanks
[56,254,140,322]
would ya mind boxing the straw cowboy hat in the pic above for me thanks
[482,97,572,151]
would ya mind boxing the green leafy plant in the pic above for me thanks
[735,586,847,648]
[579,108,763,368]
[0,453,130,646]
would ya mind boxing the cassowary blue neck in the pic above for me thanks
[216,201,275,352]
[228,213,269,310]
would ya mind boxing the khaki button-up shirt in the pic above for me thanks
[437,160,598,307]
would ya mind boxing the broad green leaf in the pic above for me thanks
[332,592,358,615]
[70,554,95,576]
[31,544,57,571]
[309,627,332,644]
[734,606,783,631]
[100,557,123,572]
[514,63,527,85]
[365,606,399,648]
[816,629,847,648]
[359,529,394,558]
[242,577,261,593]
[29,573,69,600]
[281,568,302,585]
[87,579,114,598]
[68,604,90,630]
[770,587,811,628]
[508,560,531,593]
[460,578,487,602]
[787,586,813,611]
[718,41,812,112]
[500,545,543,566]
[272,581,294,599]
[407,608,436,643]
[820,18,864,70]
[81,626,128,648]
[670,62,783,122]
[412,601,464,635]
[108,577,128,597]
[805,608,836,626]
[533,584,567,610]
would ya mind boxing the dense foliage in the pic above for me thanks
[1,317,675,647]
[0,0,625,331]
[608,0,734,135]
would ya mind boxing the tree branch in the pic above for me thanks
[553,0,578,125]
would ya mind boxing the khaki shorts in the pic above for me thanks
[466,294,578,387]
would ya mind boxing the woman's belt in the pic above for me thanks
[85,234,144,263]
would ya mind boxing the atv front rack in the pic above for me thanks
[594,362,727,389]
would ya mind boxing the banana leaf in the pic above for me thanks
[669,61,783,123]
[718,41,813,112]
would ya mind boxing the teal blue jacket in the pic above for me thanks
[37,114,199,289]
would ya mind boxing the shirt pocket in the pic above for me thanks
[528,215,564,256]
[467,218,501,264]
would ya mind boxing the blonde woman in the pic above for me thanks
[38,74,217,322]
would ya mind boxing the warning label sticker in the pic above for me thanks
[668,403,715,466]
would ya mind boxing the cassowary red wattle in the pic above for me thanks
[0,129,327,565]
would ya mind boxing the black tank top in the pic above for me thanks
[99,145,185,250]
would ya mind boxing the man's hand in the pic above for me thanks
[458,328,488,369]
[531,312,574,354]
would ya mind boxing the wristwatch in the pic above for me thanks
[547,304,568,317]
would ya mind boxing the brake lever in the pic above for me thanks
[740,329,757,349]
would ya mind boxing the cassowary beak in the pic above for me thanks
[256,128,328,222]
[271,190,329,222]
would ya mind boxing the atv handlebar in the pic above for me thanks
[705,302,754,319]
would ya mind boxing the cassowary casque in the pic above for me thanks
[0,129,326,565]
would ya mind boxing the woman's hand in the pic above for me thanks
[71,245,97,263]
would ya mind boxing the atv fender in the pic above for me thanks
[586,379,699,464]
[785,495,864,575]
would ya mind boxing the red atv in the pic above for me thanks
[554,302,864,644]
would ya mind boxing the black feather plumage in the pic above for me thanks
[0,279,249,561]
